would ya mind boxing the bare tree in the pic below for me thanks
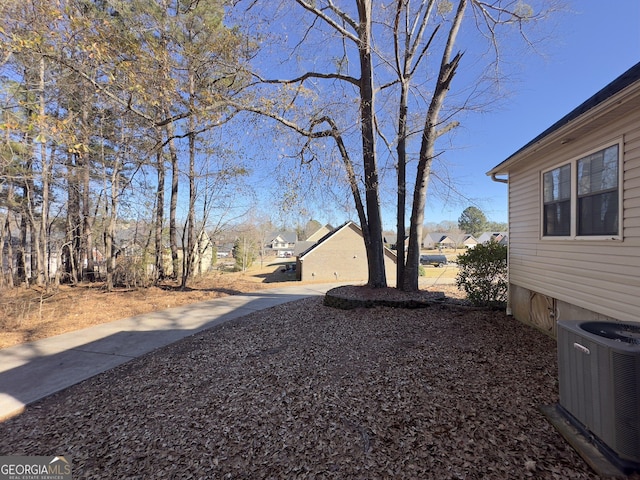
[240,0,389,287]
[393,0,560,291]
[238,0,560,291]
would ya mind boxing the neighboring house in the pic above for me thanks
[266,231,297,257]
[476,232,508,245]
[174,230,215,275]
[215,243,234,258]
[421,232,456,249]
[383,234,408,250]
[296,221,397,283]
[293,241,315,258]
[456,234,479,249]
[487,61,640,336]
[305,224,332,242]
[1,237,60,281]
[293,224,333,257]
[192,230,215,274]
[383,234,397,249]
[439,232,479,249]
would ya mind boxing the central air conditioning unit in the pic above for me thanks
[557,319,640,470]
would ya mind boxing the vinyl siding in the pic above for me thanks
[507,112,640,324]
[298,223,397,283]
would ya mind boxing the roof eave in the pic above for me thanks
[487,61,640,176]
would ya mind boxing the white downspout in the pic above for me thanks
[490,172,511,315]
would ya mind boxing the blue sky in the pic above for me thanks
[240,1,640,230]
[438,0,640,225]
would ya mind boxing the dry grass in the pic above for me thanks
[0,262,294,349]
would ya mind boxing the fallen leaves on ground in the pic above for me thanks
[1,297,634,479]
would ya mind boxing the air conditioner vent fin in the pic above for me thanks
[612,352,640,460]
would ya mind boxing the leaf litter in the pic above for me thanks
[1,295,638,479]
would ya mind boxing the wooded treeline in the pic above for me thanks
[0,0,253,290]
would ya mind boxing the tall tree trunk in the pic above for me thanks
[3,187,16,288]
[67,153,82,283]
[392,0,439,291]
[24,157,40,285]
[181,69,197,289]
[396,79,409,289]
[181,133,195,289]
[404,0,466,292]
[38,56,50,288]
[357,0,386,288]
[104,131,122,291]
[155,148,166,282]
[165,119,180,280]
[17,211,27,284]
[0,211,5,289]
[158,0,180,280]
[21,78,41,286]
[105,175,117,291]
[0,127,12,288]
[81,104,95,282]
[404,151,432,292]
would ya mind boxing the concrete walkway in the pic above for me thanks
[0,284,341,421]
[0,278,455,421]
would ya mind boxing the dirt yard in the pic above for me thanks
[2,260,638,478]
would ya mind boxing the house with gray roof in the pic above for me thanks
[487,61,640,335]
[476,232,508,245]
[421,232,456,249]
[266,231,297,257]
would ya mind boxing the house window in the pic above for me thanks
[543,164,571,236]
[542,142,621,239]
[577,145,619,235]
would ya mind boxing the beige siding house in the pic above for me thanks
[296,222,397,284]
[305,224,332,242]
[487,62,640,336]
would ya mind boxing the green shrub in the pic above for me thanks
[418,264,426,277]
[455,241,507,308]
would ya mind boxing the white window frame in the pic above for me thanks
[541,138,623,240]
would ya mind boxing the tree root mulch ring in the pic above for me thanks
[324,284,449,310]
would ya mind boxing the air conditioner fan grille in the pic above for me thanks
[581,321,640,345]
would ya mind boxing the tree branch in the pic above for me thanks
[251,70,360,88]
[43,53,157,124]
[435,120,460,138]
[294,0,359,43]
